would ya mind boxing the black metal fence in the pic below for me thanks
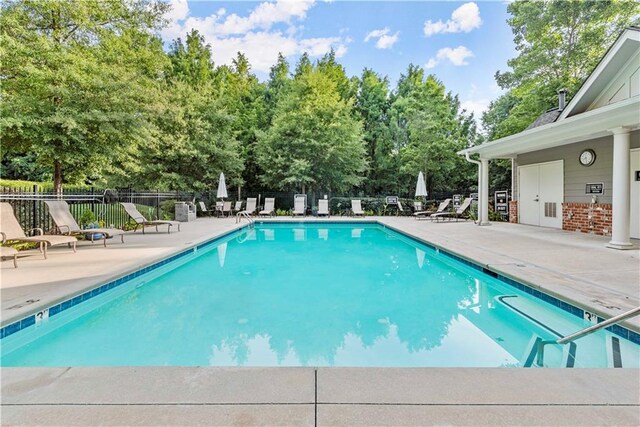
[1,185,482,233]
[0,186,195,232]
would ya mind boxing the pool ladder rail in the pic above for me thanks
[236,211,254,226]
[534,306,640,367]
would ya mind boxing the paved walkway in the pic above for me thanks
[1,217,639,426]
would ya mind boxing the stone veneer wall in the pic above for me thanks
[509,201,518,224]
[562,202,612,236]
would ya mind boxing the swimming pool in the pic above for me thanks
[2,223,638,367]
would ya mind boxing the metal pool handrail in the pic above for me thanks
[536,306,640,366]
[236,211,254,225]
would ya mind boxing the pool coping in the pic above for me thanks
[2,219,639,346]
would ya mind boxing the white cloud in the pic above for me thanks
[161,0,348,74]
[364,27,399,49]
[166,0,189,22]
[424,2,482,37]
[425,46,474,68]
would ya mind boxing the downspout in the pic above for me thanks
[464,152,482,226]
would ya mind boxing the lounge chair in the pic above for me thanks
[215,201,224,217]
[120,202,181,234]
[292,197,305,216]
[414,199,451,220]
[198,201,210,216]
[44,201,125,247]
[233,201,243,214]
[431,198,473,222]
[351,199,365,216]
[222,201,232,217]
[0,202,77,258]
[413,201,423,212]
[0,234,18,267]
[241,198,257,216]
[259,198,275,217]
[317,199,330,217]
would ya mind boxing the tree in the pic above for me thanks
[491,0,640,136]
[355,69,396,194]
[0,0,169,193]
[256,67,367,193]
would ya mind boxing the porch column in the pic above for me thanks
[607,127,633,250]
[479,158,490,226]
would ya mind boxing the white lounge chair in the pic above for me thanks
[120,202,181,234]
[198,201,210,215]
[292,197,305,216]
[233,201,243,214]
[351,199,365,216]
[259,198,275,217]
[241,198,257,216]
[317,199,330,217]
[0,202,77,259]
[415,199,451,220]
[0,240,18,267]
[44,200,125,246]
[222,201,232,217]
[431,198,472,222]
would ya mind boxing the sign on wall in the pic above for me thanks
[585,183,604,194]
[494,190,509,217]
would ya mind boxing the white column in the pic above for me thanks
[480,158,490,226]
[607,127,633,249]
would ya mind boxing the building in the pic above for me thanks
[460,27,640,249]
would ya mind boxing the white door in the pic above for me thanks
[518,165,540,226]
[631,149,640,239]
[518,161,564,229]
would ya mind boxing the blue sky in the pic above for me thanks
[162,1,518,121]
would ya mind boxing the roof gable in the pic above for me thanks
[558,27,640,120]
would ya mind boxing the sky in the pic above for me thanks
[161,0,518,121]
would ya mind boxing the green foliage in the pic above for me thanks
[0,179,89,191]
[79,209,97,227]
[488,0,640,137]
[158,200,176,220]
[256,66,367,193]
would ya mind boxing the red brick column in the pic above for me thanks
[509,201,518,223]
[562,203,612,236]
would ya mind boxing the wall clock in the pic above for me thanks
[579,149,596,166]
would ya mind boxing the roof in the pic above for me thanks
[526,108,561,130]
[460,27,640,159]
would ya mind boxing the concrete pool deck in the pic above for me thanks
[1,217,639,425]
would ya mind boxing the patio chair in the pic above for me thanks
[241,198,257,216]
[222,201,233,217]
[292,197,305,216]
[120,202,181,234]
[215,201,224,217]
[198,201,210,216]
[351,199,365,216]
[259,198,275,217]
[0,236,18,268]
[413,201,423,212]
[431,198,473,222]
[0,202,77,259]
[414,199,451,220]
[317,199,330,217]
[44,200,125,247]
[233,201,243,214]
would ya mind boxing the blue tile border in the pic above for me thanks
[0,224,250,340]
[2,221,639,348]
[380,222,640,346]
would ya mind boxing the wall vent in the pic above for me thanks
[544,202,557,218]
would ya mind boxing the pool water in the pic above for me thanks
[2,223,638,367]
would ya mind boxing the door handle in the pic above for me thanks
[533,198,539,202]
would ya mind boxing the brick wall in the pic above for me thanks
[509,201,518,223]
[562,202,612,236]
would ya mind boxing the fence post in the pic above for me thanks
[156,189,160,220]
[32,184,37,231]
[91,186,95,216]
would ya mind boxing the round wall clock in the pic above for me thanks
[579,149,596,166]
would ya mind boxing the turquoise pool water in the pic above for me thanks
[2,223,638,367]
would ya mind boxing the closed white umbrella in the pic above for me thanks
[415,171,428,198]
[217,172,228,199]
